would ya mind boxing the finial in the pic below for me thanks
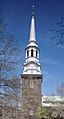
[32,5,35,16]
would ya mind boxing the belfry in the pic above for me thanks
[21,6,43,119]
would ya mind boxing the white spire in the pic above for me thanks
[29,5,36,42]
[22,6,42,74]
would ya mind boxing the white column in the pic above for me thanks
[38,51,39,59]
[26,51,27,58]
[34,50,36,57]
[29,50,31,57]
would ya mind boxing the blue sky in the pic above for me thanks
[0,0,64,95]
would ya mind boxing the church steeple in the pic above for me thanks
[29,5,36,42]
[21,7,43,119]
[23,6,42,74]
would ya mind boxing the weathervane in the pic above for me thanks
[32,5,35,16]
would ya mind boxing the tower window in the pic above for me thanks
[36,50,38,58]
[29,108,33,116]
[27,50,29,57]
[30,81,34,89]
[31,49,33,57]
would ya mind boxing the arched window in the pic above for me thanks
[31,49,33,57]
[36,50,38,58]
[27,50,29,58]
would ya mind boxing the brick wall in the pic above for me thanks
[21,74,42,119]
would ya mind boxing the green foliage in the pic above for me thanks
[35,106,52,119]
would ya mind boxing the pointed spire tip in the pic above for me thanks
[29,5,36,42]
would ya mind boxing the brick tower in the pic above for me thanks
[21,6,43,119]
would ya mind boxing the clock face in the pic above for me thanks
[31,70,33,73]
[30,81,34,89]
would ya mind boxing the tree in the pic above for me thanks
[57,82,64,97]
[0,18,22,118]
[51,17,64,46]
[0,17,20,80]
[0,17,20,95]
[35,105,64,119]
[0,18,21,109]
[35,106,52,119]
[1,76,21,107]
